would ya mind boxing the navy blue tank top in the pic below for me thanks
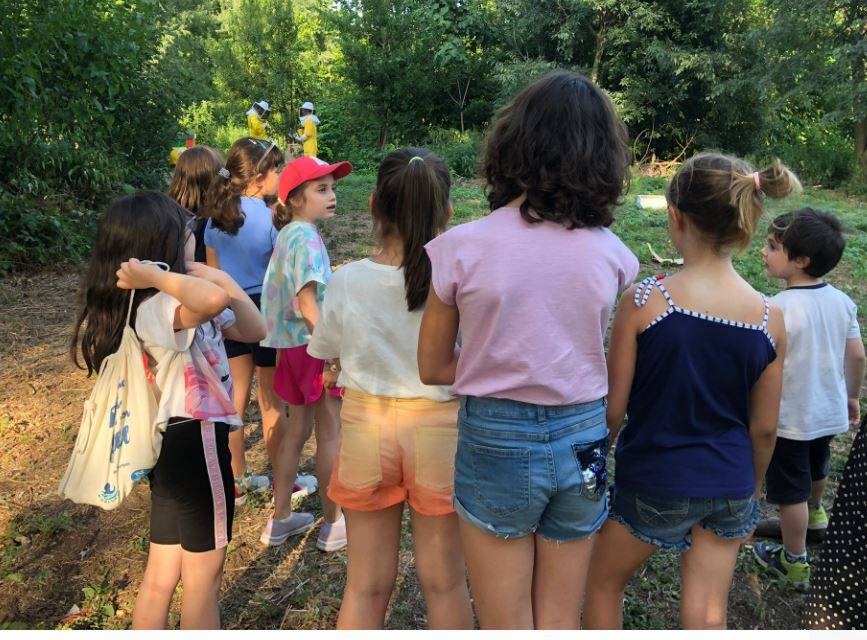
[614,276,777,499]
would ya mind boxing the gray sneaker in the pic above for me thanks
[260,512,315,546]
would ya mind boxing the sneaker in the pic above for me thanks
[316,514,347,552]
[753,541,811,589]
[292,475,318,505]
[234,471,271,506]
[808,503,829,531]
[260,512,315,546]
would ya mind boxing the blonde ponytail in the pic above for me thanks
[667,152,802,252]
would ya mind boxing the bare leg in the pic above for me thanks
[227,354,254,478]
[132,542,182,629]
[458,517,535,629]
[779,502,809,556]
[532,533,596,629]
[337,505,404,629]
[257,365,291,515]
[313,393,342,523]
[583,519,657,629]
[178,547,227,630]
[680,525,742,629]
[409,508,473,629]
[278,402,315,519]
[809,477,828,508]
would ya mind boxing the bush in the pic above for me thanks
[427,129,482,178]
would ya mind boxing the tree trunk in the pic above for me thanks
[857,116,866,167]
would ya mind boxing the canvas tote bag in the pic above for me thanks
[59,278,165,509]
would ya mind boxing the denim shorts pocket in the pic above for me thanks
[635,495,690,528]
[571,436,609,501]
[337,423,382,490]
[727,497,754,520]
[469,444,530,516]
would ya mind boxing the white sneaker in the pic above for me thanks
[234,471,271,506]
[259,512,315,546]
[292,475,318,505]
[316,514,347,552]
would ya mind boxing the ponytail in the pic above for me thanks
[372,148,451,311]
[667,152,802,252]
[204,137,284,235]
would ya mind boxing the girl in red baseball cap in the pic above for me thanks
[259,155,352,549]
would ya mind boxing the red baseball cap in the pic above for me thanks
[278,156,353,204]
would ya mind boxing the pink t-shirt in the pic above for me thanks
[425,206,639,406]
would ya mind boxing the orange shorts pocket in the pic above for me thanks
[337,399,383,490]
[415,425,458,492]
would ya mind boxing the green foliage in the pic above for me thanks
[2,0,863,271]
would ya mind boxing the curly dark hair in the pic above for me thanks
[482,70,631,229]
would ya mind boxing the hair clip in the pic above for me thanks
[219,167,230,179]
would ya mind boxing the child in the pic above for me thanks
[293,101,319,157]
[247,100,270,140]
[583,154,800,629]
[166,145,225,262]
[803,414,867,629]
[418,71,639,630]
[204,138,316,515]
[259,155,351,549]
[753,208,865,587]
[70,192,266,628]
[307,148,473,629]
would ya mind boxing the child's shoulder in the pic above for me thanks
[277,221,322,246]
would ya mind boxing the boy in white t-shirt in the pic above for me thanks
[754,208,866,588]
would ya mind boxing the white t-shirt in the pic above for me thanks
[135,292,242,430]
[773,283,861,440]
[307,259,452,402]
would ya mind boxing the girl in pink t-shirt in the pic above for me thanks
[419,71,639,629]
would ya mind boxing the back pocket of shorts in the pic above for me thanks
[571,436,609,501]
[727,497,755,519]
[416,426,458,492]
[635,494,690,528]
[469,444,530,516]
[337,424,382,490]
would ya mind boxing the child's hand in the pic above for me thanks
[186,261,231,288]
[322,362,340,389]
[849,397,861,429]
[116,259,162,290]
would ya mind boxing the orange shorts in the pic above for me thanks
[327,389,459,516]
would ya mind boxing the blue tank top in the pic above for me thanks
[614,276,777,499]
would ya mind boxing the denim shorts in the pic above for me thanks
[609,484,761,553]
[453,395,609,542]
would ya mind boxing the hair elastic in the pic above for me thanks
[218,167,230,179]
[752,171,761,192]
[408,156,424,164]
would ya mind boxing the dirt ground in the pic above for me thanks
[0,199,855,629]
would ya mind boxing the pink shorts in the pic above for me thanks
[274,346,343,406]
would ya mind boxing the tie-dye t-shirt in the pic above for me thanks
[135,291,242,430]
[261,220,332,348]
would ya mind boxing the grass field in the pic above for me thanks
[0,171,863,629]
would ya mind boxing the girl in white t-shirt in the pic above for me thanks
[307,149,472,629]
[71,192,266,629]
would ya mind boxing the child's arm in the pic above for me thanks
[298,282,320,334]
[418,284,460,385]
[606,289,641,444]
[117,259,230,330]
[205,247,221,269]
[748,304,787,498]
[186,262,266,343]
[844,337,866,427]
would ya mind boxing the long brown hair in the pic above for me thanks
[166,145,224,216]
[204,138,284,235]
[483,70,631,229]
[666,153,802,252]
[372,148,450,311]
[71,192,189,376]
